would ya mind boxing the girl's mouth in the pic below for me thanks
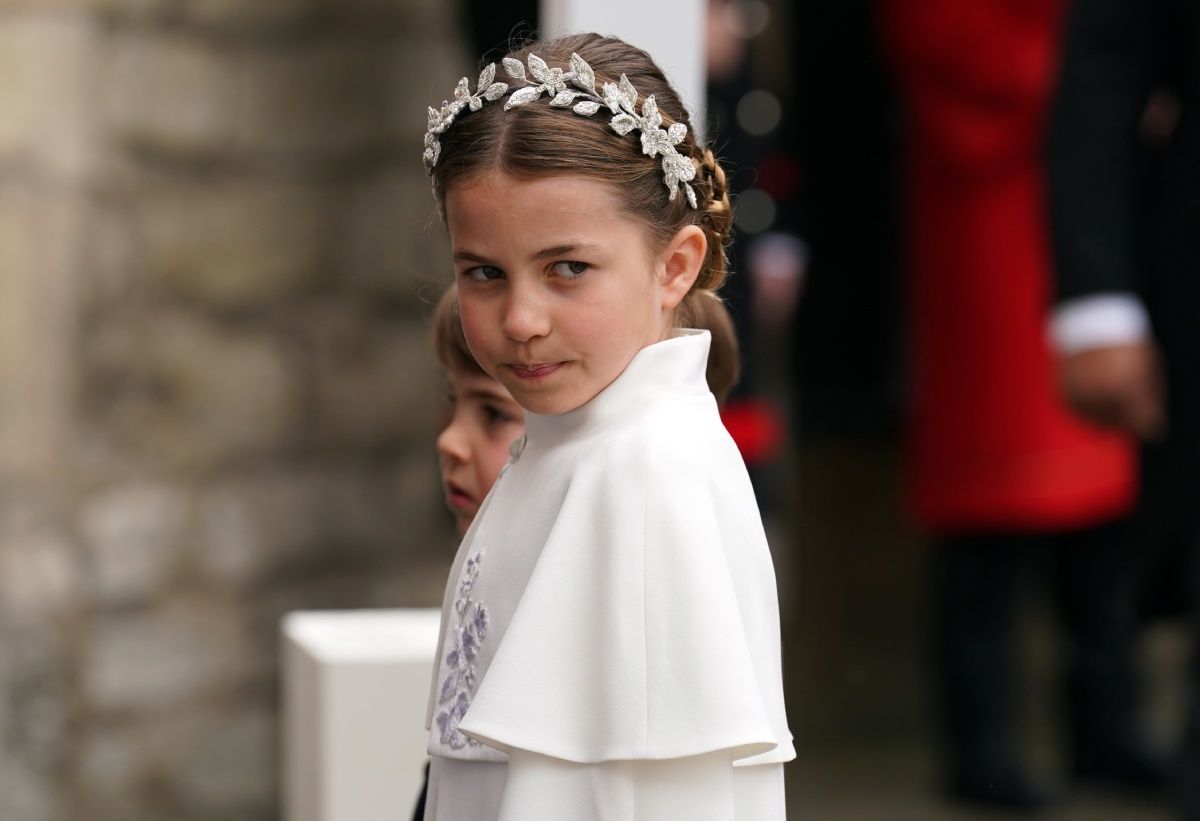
[508,362,563,380]
[445,482,475,511]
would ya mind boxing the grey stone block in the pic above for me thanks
[83,311,303,469]
[132,179,329,308]
[102,29,409,162]
[80,483,190,606]
[82,601,252,711]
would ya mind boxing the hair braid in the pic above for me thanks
[692,146,733,294]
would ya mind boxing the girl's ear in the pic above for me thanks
[657,225,707,310]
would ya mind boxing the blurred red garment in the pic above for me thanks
[881,0,1137,531]
[721,397,785,467]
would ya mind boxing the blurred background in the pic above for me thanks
[0,0,1193,819]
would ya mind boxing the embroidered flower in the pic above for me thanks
[436,549,489,750]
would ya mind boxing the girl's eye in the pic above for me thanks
[551,260,589,279]
[464,265,504,282]
[484,404,513,425]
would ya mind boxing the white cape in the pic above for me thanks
[423,330,793,819]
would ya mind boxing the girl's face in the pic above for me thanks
[437,368,525,535]
[445,171,703,415]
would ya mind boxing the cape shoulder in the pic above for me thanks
[456,396,790,764]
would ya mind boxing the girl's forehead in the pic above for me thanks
[445,170,660,261]
[447,171,627,231]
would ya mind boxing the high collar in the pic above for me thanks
[521,329,712,451]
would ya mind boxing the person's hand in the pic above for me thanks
[1059,341,1166,440]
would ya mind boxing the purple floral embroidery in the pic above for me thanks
[437,550,489,750]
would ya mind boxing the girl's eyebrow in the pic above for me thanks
[530,242,599,261]
[453,249,493,264]
[453,243,599,265]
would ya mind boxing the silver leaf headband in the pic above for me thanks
[423,51,699,209]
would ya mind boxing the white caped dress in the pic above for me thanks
[423,329,795,821]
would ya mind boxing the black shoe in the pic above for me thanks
[947,770,1059,812]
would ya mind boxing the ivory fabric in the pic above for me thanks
[423,330,794,820]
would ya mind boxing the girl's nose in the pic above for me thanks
[501,288,551,343]
[436,418,469,462]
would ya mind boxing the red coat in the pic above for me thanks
[881,0,1136,531]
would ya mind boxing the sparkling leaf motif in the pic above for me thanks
[504,86,543,110]
[477,63,496,91]
[601,82,622,113]
[619,74,638,109]
[421,52,700,207]
[641,95,662,130]
[434,550,488,751]
[502,57,526,81]
[527,53,551,83]
[571,52,596,93]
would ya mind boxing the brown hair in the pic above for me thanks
[431,287,485,378]
[430,32,737,341]
[431,286,740,403]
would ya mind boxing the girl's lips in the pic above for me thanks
[508,362,563,380]
[445,483,475,512]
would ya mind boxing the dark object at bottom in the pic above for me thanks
[946,769,1059,812]
[1073,743,1174,793]
[411,760,430,821]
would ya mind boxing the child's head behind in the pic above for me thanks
[432,289,525,536]
[426,34,740,416]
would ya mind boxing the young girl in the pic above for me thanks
[421,33,794,820]
[419,285,752,820]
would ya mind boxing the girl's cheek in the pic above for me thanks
[480,452,506,492]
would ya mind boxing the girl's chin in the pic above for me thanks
[506,382,604,416]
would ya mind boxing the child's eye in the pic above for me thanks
[484,404,513,425]
[551,260,589,279]
[464,265,504,282]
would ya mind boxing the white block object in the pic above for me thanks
[540,0,707,141]
[282,608,441,821]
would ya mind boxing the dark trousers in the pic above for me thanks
[411,760,429,821]
[933,520,1144,782]
[1171,475,1200,816]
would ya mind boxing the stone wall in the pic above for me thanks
[0,2,467,818]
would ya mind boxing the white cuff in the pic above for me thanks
[1049,293,1151,354]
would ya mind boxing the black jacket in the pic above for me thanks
[1048,0,1200,428]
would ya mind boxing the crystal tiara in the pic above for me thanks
[423,51,700,209]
